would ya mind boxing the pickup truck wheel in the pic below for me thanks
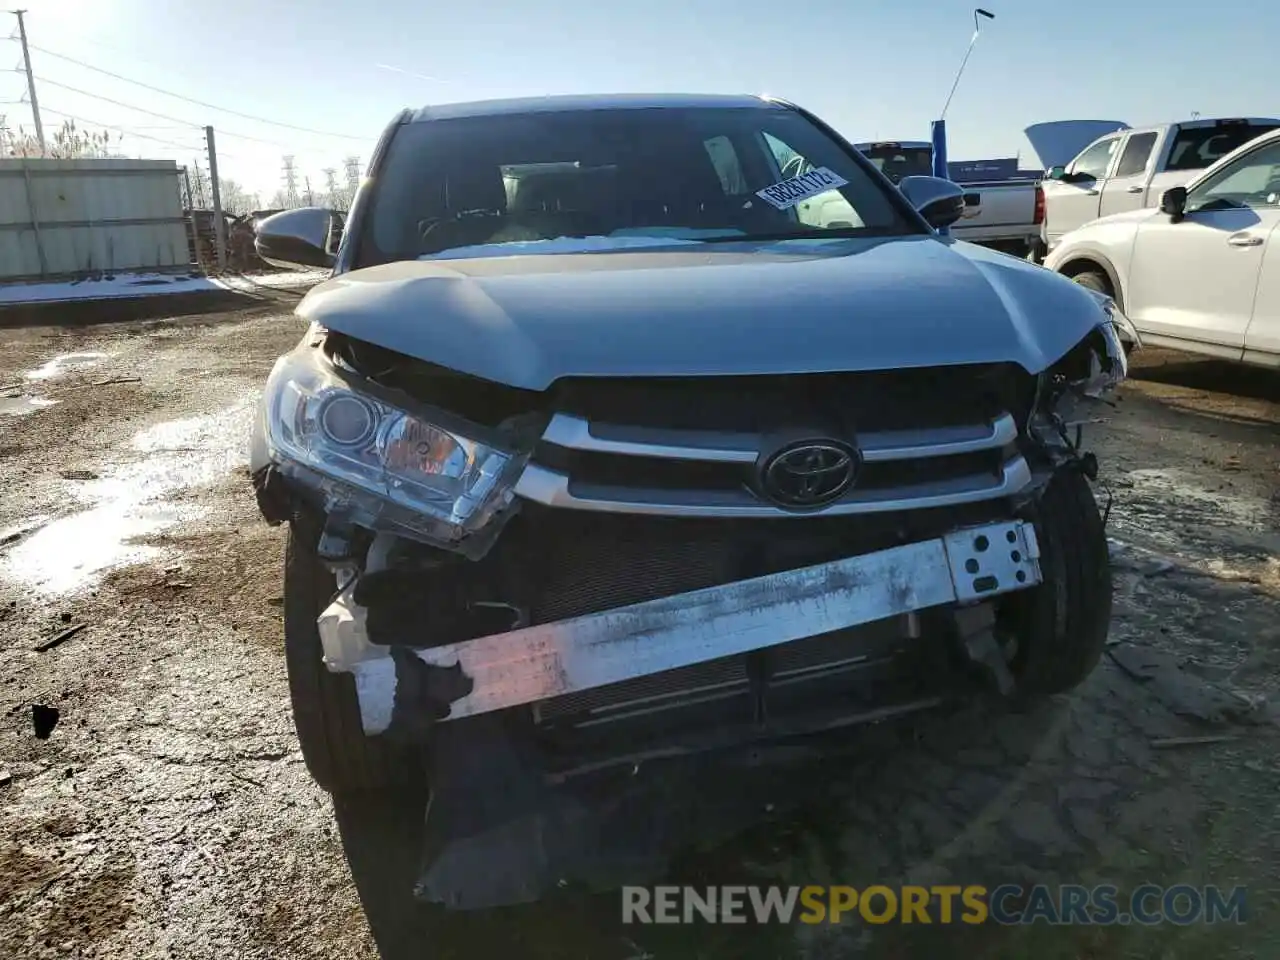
[1070,269,1112,297]
[1001,468,1112,699]
[283,526,418,793]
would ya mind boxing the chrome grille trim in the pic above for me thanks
[514,455,1033,518]
[541,411,1018,463]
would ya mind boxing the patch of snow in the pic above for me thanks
[0,272,220,305]
[0,269,326,305]
[24,352,111,381]
[215,269,330,291]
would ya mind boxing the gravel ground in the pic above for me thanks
[0,305,1277,960]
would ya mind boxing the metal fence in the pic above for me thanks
[0,158,192,282]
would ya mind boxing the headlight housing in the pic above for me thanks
[258,345,528,554]
[1033,297,1136,454]
[1084,297,1138,396]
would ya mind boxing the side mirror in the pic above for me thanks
[1160,186,1188,222]
[1046,165,1067,181]
[898,175,967,230]
[254,207,338,270]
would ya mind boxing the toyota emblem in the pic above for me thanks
[759,440,859,509]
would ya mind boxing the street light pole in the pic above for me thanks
[931,8,994,233]
[940,8,996,123]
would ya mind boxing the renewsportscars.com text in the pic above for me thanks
[621,884,1247,926]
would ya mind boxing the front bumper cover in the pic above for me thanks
[319,519,1043,735]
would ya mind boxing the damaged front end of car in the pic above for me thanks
[250,300,1133,908]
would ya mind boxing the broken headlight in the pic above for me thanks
[1031,299,1136,468]
[258,346,527,550]
[1042,299,1134,414]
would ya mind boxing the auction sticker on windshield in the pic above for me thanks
[756,167,849,210]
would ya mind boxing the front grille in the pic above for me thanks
[514,365,1035,519]
[498,366,1035,732]
[512,500,1002,623]
[551,365,1031,433]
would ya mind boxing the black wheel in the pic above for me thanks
[283,525,418,793]
[1001,468,1113,698]
[333,790,447,960]
[1071,269,1112,297]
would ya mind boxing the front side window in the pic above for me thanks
[762,131,863,229]
[1187,139,1280,212]
[1070,136,1121,180]
[360,106,916,264]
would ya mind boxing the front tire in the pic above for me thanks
[1070,269,1112,297]
[1002,468,1112,698]
[283,526,418,793]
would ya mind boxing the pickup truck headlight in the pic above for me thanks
[258,347,526,550]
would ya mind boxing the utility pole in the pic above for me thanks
[323,167,338,208]
[343,155,361,207]
[282,155,299,207]
[304,175,314,206]
[205,126,227,271]
[11,10,45,154]
[190,161,208,208]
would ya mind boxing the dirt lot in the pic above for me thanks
[0,303,1277,959]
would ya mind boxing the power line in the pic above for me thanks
[39,106,203,151]
[32,75,291,146]
[28,43,367,141]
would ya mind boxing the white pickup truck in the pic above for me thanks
[1037,117,1280,257]
[853,140,1042,255]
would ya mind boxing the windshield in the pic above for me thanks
[859,146,935,184]
[359,106,918,264]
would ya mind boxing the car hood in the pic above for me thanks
[299,236,1107,391]
[1023,119,1130,169]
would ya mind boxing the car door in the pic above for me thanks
[1043,133,1122,245]
[1244,219,1280,361]
[1125,137,1280,352]
[1099,131,1159,218]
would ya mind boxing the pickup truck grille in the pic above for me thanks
[514,366,1034,519]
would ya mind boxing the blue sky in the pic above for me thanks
[5,0,1280,199]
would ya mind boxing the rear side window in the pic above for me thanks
[1113,132,1157,177]
[1167,124,1280,172]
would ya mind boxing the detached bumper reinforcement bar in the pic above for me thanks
[326,520,1042,735]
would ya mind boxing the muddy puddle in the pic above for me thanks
[0,395,59,416]
[0,397,257,596]
[1108,465,1280,564]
